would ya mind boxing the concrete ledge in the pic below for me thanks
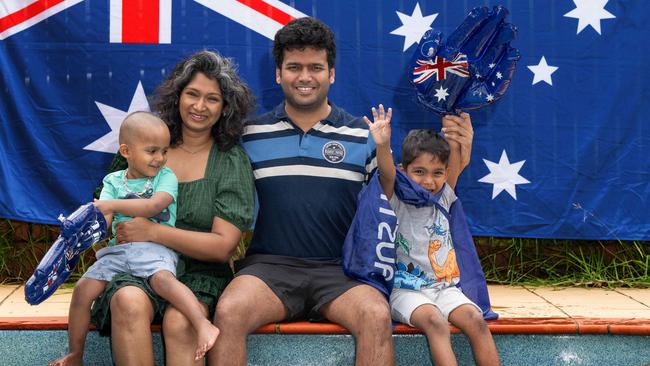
[1,317,649,335]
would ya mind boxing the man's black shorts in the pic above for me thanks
[235,254,362,321]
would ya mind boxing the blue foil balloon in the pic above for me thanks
[409,6,520,115]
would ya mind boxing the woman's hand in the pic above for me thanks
[114,217,157,244]
[442,112,474,169]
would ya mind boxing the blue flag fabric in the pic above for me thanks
[1,1,648,241]
[342,174,398,298]
[343,171,497,319]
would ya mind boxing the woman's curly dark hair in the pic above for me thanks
[155,50,255,151]
[273,17,336,69]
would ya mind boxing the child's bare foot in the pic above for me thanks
[194,320,220,360]
[48,353,83,366]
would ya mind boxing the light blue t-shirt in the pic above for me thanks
[99,166,178,246]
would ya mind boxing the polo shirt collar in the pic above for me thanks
[272,101,345,127]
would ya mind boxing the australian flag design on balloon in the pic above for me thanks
[409,6,519,115]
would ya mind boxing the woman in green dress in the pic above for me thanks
[90,50,255,365]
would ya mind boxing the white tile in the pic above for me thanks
[0,286,71,317]
[530,287,650,318]
[616,288,650,308]
[488,285,566,318]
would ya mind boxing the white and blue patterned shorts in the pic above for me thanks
[83,242,178,282]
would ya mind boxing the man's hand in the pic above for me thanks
[442,112,473,169]
[363,104,393,147]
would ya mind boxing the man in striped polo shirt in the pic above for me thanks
[212,17,474,366]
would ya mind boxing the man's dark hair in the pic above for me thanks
[401,129,450,168]
[273,17,336,69]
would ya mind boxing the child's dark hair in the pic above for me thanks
[273,17,336,69]
[401,129,450,168]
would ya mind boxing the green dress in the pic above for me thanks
[90,144,255,334]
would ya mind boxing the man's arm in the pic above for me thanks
[442,112,473,189]
[364,104,395,199]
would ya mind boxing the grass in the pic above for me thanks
[2,219,649,288]
[476,237,650,288]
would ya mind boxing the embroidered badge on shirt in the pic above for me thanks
[322,141,346,163]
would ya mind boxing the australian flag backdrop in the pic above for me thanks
[1,0,648,241]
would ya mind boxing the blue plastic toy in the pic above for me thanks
[409,6,520,115]
[24,203,107,305]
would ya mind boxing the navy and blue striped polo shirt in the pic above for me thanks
[242,103,377,260]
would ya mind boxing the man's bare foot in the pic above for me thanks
[194,320,220,360]
[48,353,83,366]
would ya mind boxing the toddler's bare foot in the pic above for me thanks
[194,320,220,360]
[48,353,83,366]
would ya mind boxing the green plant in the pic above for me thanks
[476,237,650,287]
[0,219,94,284]
[1,220,649,288]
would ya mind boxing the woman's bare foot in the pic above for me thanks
[48,353,83,366]
[194,320,220,360]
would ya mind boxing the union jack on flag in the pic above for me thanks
[412,53,469,84]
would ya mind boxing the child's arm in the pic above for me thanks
[94,192,173,219]
[441,112,473,190]
[364,104,396,199]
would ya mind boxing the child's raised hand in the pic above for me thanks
[363,104,393,147]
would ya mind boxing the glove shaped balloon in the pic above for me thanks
[409,6,520,115]
[24,203,107,305]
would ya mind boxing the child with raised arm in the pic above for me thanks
[49,112,219,366]
[364,105,499,366]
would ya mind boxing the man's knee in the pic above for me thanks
[110,287,153,326]
[355,300,392,335]
[214,290,254,328]
[363,301,392,323]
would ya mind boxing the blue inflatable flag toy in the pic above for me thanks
[409,6,519,115]
[24,203,107,305]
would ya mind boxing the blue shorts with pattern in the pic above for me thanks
[83,242,178,282]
